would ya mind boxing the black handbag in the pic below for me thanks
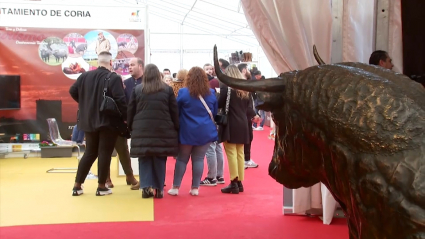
[214,86,231,126]
[100,72,122,117]
[99,72,131,139]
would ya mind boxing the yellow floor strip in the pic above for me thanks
[0,157,153,227]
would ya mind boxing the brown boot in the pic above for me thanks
[130,181,140,190]
[126,175,139,190]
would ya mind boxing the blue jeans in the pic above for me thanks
[253,109,266,128]
[71,125,85,143]
[205,141,224,178]
[172,143,210,188]
[138,156,167,190]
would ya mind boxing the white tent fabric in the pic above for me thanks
[341,0,375,63]
[240,0,333,72]
[241,0,404,225]
[142,0,263,73]
[241,0,336,225]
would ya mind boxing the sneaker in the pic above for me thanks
[216,176,225,184]
[253,126,264,131]
[200,177,217,186]
[189,188,199,196]
[245,159,259,168]
[167,188,179,196]
[72,186,83,196]
[96,187,112,196]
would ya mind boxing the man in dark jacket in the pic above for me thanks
[105,57,143,189]
[69,51,127,197]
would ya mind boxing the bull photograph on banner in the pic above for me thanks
[0,27,145,143]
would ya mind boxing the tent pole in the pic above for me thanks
[180,23,183,69]
[331,0,343,64]
[375,0,390,51]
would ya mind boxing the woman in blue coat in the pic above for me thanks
[168,66,218,196]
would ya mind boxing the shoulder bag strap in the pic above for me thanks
[225,86,231,114]
[198,95,216,124]
[103,71,114,97]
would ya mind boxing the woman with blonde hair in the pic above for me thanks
[168,66,218,196]
[127,63,179,199]
[170,69,188,97]
[163,75,173,86]
[218,65,260,194]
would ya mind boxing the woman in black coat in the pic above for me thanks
[218,65,260,194]
[127,63,179,199]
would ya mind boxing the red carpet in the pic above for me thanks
[0,126,349,239]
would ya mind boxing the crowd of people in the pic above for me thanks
[68,49,397,198]
[69,51,265,198]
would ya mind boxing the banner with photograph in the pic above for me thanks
[0,2,146,143]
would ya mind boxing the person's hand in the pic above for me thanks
[252,115,261,124]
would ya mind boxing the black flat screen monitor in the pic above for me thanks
[0,75,21,110]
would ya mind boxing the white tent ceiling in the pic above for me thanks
[22,0,259,48]
[93,0,257,46]
[141,0,259,47]
[6,0,270,75]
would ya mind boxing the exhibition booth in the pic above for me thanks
[0,0,424,235]
[0,2,150,180]
[0,0,271,173]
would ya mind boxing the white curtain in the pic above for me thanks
[341,0,375,63]
[241,0,334,224]
[241,0,332,73]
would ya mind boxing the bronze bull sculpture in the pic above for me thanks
[213,45,425,239]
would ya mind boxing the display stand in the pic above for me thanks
[0,143,40,159]
[41,146,73,158]
[283,186,346,224]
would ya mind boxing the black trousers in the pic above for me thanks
[75,128,118,184]
[244,121,253,161]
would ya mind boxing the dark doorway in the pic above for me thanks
[401,0,425,86]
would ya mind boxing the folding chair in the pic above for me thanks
[45,118,96,179]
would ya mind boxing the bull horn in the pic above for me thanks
[313,45,326,65]
[213,45,286,92]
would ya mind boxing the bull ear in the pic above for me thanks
[313,45,326,65]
